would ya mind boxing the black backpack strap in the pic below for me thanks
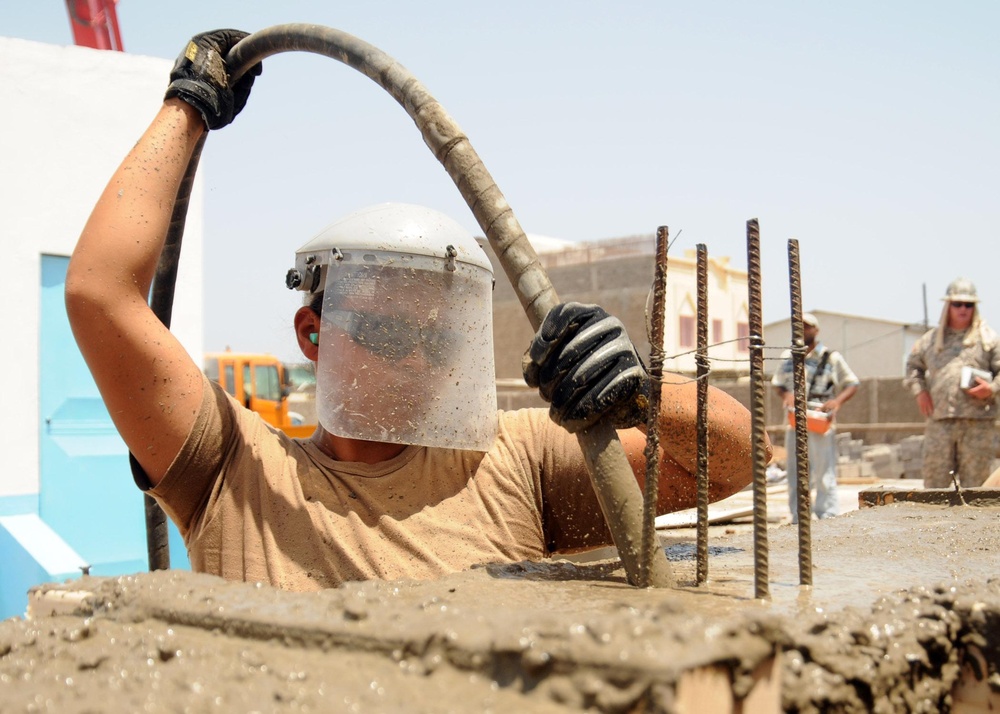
[807,349,832,400]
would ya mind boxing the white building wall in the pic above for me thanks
[762,311,925,379]
[661,251,750,375]
[0,38,204,497]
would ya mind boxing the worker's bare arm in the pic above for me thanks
[65,99,207,487]
[521,302,762,514]
[619,372,763,513]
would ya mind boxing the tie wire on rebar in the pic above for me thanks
[641,220,821,598]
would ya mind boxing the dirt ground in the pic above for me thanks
[2,500,1000,713]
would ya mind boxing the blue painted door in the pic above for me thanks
[38,255,188,573]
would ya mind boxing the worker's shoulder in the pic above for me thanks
[978,320,1000,345]
[910,327,937,351]
[498,407,551,432]
[825,346,849,362]
[495,407,581,454]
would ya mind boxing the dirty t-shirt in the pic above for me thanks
[904,324,1000,420]
[149,378,614,591]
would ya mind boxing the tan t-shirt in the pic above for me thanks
[149,378,614,591]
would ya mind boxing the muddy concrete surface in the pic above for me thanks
[3,501,1000,712]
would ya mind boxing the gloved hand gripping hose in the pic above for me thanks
[148,23,672,587]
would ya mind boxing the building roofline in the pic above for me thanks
[764,309,928,330]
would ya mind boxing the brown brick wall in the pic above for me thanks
[498,376,930,447]
[489,249,655,380]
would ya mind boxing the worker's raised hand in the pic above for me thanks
[164,29,262,130]
[523,302,650,433]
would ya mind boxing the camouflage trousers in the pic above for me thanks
[922,419,997,488]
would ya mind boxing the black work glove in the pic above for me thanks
[164,29,262,130]
[522,302,650,433]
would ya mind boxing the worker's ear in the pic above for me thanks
[294,306,321,362]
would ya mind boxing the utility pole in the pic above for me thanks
[922,283,929,330]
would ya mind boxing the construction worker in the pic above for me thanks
[771,313,859,521]
[904,278,1000,488]
[66,30,761,590]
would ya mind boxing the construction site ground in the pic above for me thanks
[3,479,1000,712]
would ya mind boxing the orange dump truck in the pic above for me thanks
[204,352,315,438]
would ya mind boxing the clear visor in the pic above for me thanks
[315,250,497,451]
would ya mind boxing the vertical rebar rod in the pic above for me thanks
[641,226,672,588]
[787,239,813,585]
[695,244,711,585]
[746,218,770,599]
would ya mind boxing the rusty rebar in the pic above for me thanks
[787,239,813,585]
[640,226,672,588]
[695,244,711,585]
[746,219,770,599]
[950,471,970,506]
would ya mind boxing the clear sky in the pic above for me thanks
[3,1,998,362]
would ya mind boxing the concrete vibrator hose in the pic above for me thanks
[146,23,672,588]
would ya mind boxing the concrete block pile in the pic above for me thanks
[899,435,925,480]
[861,444,904,480]
[836,432,865,461]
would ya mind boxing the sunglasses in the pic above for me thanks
[324,309,455,365]
[951,302,975,309]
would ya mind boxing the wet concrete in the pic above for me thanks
[2,502,1000,712]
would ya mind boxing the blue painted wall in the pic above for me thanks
[0,255,189,620]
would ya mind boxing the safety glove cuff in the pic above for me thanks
[164,30,261,130]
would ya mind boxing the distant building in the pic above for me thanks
[485,235,751,381]
[762,310,925,378]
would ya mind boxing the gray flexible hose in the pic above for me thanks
[149,23,671,587]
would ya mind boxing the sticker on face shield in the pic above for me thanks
[330,275,377,300]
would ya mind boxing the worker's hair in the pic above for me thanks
[305,291,347,316]
[306,291,323,315]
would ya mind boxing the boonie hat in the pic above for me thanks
[942,277,978,303]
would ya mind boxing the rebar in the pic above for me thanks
[787,239,813,585]
[695,244,711,585]
[950,470,970,506]
[640,226,672,588]
[746,219,770,599]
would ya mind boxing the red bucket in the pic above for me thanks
[787,407,831,434]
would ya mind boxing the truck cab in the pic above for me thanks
[204,352,315,438]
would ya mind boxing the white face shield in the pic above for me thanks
[293,205,497,452]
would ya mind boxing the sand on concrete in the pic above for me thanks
[3,499,1000,713]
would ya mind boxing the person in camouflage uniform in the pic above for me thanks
[772,313,860,522]
[904,278,1000,488]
